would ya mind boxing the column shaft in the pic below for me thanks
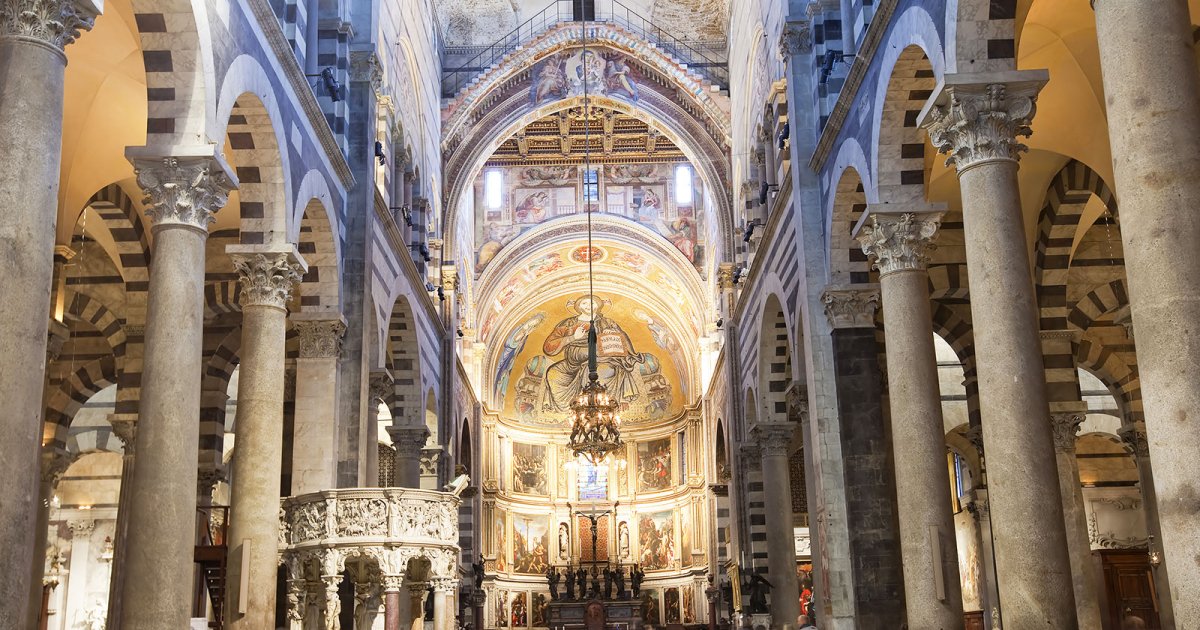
[1121,427,1175,629]
[105,415,137,630]
[292,317,345,494]
[385,590,402,630]
[881,271,963,627]
[921,74,1076,627]
[1050,413,1104,628]
[0,11,90,623]
[1094,1,1200,622]
[755,427,801,628]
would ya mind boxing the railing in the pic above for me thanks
[440,0,729,98]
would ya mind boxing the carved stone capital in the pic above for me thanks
[229,248,306,310]
[388,425,430,457]
[440,265,459,292]
[349,51,382,88]
[382,575,404,592]
[820,285,880,329]
[41,449,72,485]
[369,370,394,403]
[293,315,347,358]
[855,207,945,276]
[1118,424,1150,459]
[128,150,236,232]
[197,467,226,496]
[778,20,813,57]
[107,413,138,454]
[919,71,1048,172]
[751,422,796,458]
[716,262,736,290]
[420,447,442,476]
[0,0,99,53]
[963,424,985,457]
[430,577,459,593]
[1049,412,1084,453]
[68,518,95,536]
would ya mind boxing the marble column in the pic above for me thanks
[431,578,456,630]
[750,422,801,629]
[967,492,1000,630]
[1049,412,1104,628]
[64,519,96,629]
[920,71,1077,627]
[855,206,963,629]
[820,285,907,628]
[367,370,394,488]
[388,426,429,488]
[292,315,346,494]
[1093,1,1200,622]
[1119,424,1175,629]
[28,451,72,629]
[224,247,305,629]
[104,414,137,630]
[0,3,98,624]
[383,576,404,630]
[286,578,307,630]
[118,149,236,630]
[407,583,428,630]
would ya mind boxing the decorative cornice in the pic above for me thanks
[293,316,347,358]
[751,422,796,457]
[919,71,1049,172]
[820,285,880,329]
[128,151,236,232]
[0,0,98,54]
[1049,412,1084,453]
[854,208,944,276]
[778,20,813,58]
[231,252,305,310]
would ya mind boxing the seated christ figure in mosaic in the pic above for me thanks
[541,296,645,411]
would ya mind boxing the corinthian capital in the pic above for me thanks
[820,285,880,329]
[229,246,306,310]
[751,422,796,457]
[369,370,394,403]
[0,0,99,52]
[388,425,430,457]
[127,148,237,232]
[778,20,813,57]
[919,70,1048,171]
[292,314,347,358]
[716,262,736,290]
[855,205,945,276]
[1117,423,1150,459]
[1049,412,1085,453]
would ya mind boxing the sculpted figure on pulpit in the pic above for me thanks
[541,296,645,411]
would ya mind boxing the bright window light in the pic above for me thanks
[485,170,503,210]
[674,164,694,205]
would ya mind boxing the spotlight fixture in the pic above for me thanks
[456,328,465,338]
[375,141,386,166]
[437,286,446,301]
[305,67,343,102]
[732,265,748,285]
[777,121,790,150]
[388,205,414,227]
[424,282,437,292]
[411,242,431,262]
[758,180,770,205]
[743,218,764,243]
[715,317,724,329]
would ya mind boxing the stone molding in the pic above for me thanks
[855,209,944,276]
[0,0,98,52]
[920,71,1048,172]
[1049,412,1085,453]
[130,153,236,232]
[1038,329,1079,342]
[751,422,796,458]
[231,252,304,310]
[1117,424,1149,459]
[388,425,430,456]
[778,20,813,58]
[820,285,880,329]
[293,317,347,358]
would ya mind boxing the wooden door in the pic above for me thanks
[1101,549,1161,629]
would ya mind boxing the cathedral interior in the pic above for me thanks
[2,0,1199,629]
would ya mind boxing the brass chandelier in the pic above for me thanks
[567,14,624,466]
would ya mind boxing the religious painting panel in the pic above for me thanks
[680,504,692,567]
[512,442,549,496]
[514,514,551,575]
[532,592,548,627]
[640,589,661,625]
[683,586,696,624]
[665,588,681,624]
[638,511,675,570]
[495,590,509,627]
[578,460,608,500]
[511,592,529,628]
[637,438,673,492]
[497,294,684,427]
[494,507,508,572]
[529,49,642,106]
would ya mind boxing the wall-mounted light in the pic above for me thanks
[777,121,790,150]
[715,317,724,329]
[1148,535,1162,568]
[732,265,748,285]
[305,67,343,102]
[743,218,764,243]
[375,141,387,166]
[389,205,414,227]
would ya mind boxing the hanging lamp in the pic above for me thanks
[567,15,624,466]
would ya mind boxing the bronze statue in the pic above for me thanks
[575,567,587,600]
[473,557,485,590]
[744,573,772,614]
[630,564,645,597]
[614,566,626,599]
[565,566,577,600]
[547,567,561,601]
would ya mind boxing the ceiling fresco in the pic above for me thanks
[492,292,688,427]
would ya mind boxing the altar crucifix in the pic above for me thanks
[569,501,618,597]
